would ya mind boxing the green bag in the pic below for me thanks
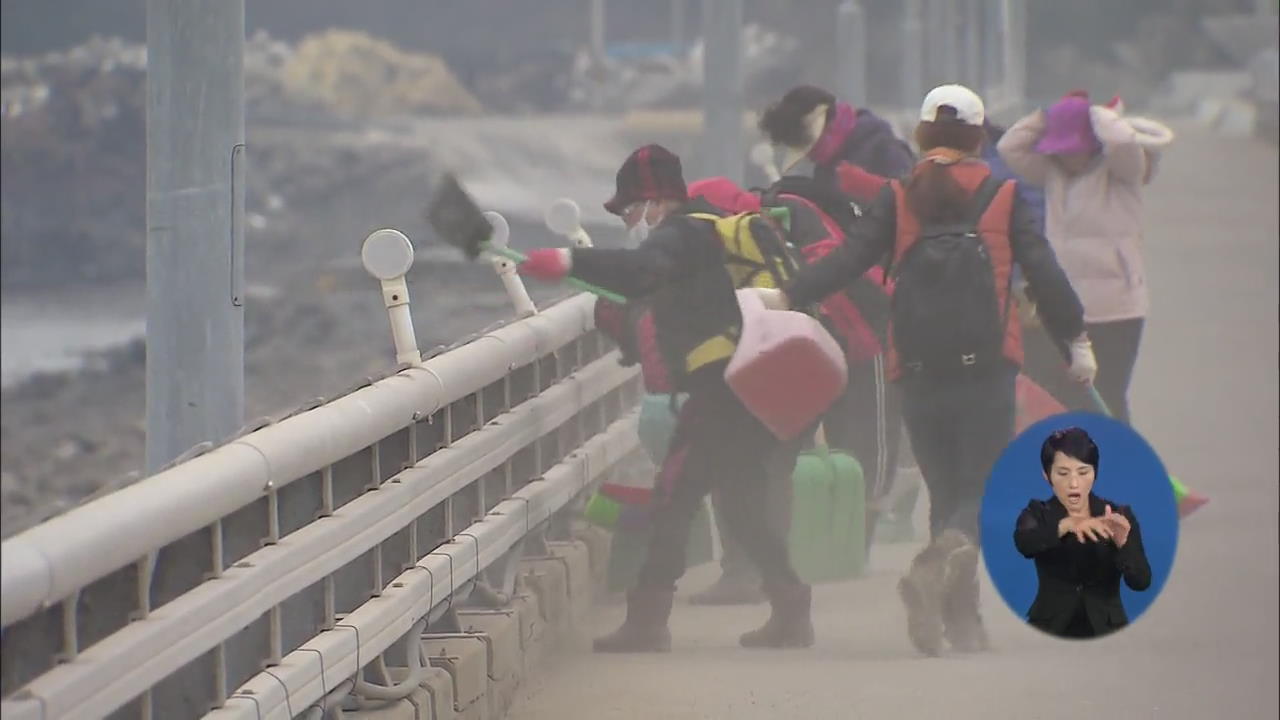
[789,445,867,584]
[584,491,623,528]
[606,498,715,594]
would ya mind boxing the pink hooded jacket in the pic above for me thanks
[997,102,1151,323]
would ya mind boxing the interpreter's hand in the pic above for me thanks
[1059,516,1114,544]
[1102,504,1131,548]
[1068,335,1098,384]
[752,287,791,311]
[518,248,572,281]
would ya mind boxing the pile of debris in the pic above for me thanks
[1,30,482,291]
[0,30,482,123]
[280,30,483,118]
[567,24,802,111]
[1,36,150,289]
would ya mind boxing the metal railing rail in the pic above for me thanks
[1,294,597,628]
[204,411,640,720]
[1,291,642,719]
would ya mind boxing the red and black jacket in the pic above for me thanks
[785,160,1085,381]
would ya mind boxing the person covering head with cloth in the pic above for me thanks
[997,90,1163,425]
[758,84,916,200]
[518,144,816,653]
[758,84,920,540]
[766,85,1095,656]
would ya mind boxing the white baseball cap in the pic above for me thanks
[919,84,985,127]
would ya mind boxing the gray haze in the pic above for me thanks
[1,1,1277,718]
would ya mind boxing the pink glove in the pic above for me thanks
[518,248,572,281]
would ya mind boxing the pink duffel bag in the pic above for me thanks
[725,289,848,441]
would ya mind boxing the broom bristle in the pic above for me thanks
[426,173,492,260]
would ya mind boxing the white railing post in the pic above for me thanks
[545,198,595,249]
[361,228,423,367]
[484,211,538,318]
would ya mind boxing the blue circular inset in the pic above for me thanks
[980,411,1179,636]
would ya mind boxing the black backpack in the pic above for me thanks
[888,176,1010,374]
[760,175,864,232]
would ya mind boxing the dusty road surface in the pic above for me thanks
[505,123,1280,719]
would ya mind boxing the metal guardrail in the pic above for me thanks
[1,292,643,719]
[0,5,1029,713]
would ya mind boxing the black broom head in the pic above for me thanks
[426,173,492,260]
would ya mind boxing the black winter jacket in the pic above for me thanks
[570,199,738,391]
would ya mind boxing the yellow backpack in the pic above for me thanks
[680,211,801,374]
[687,211,800,290]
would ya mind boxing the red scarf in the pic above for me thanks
[809,102,858,167]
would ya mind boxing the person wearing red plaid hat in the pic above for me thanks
[519,144,816,653]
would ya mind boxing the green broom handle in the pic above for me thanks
[484,243,628,304]
[1086,385,1113,417]
[1083,380,1189,501]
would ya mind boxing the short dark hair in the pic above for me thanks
[1040,427,1099,476]
[758,85,837,148]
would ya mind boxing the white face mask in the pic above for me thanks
[627,201,653,244]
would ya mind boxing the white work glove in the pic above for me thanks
[752,287,791,311]
[1067,335,1098,384]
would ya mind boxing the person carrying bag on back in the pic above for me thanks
[517,144,816,653]
[997,91,1157,425]
[675,176,900,605]
[766,85,1095,657]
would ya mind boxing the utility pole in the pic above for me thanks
[588,0,607,111]
[670,0,686,49]
[702,0,744,182]
[145,0,246,473]
[835,1,868,107]
[901,0,924,109]
[1002,0,1027,111]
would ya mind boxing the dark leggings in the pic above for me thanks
[636,380,804,591]
[1022,319,1145,423]
[823,354,903,507]
[714,354,901,577]
[1086,319,1144,423]
[900,366,1017,543]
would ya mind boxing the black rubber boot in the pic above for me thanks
[942,532,989,653]
[593,587,675,653]
[738,582,815,649]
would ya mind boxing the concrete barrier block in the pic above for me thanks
[571,522,613,593]
[456,608,523,716]
[545,540,594,624]
[419,666,458,720]
[344,694,423,720]
[421,634,491,720]
[380,666,457,720]
[509,578,547,666]
[518,556,571,637]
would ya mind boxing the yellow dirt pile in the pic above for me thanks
[282,29,482,116]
